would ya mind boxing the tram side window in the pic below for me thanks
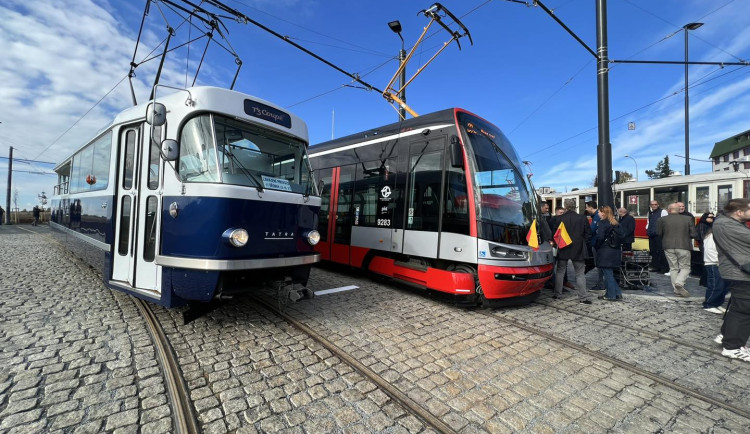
[123,130,136,190]
[407,152,441,232]
[654,185,687,209]
[354,161,392,228]
[147,126,162,190]
[179,116,219,182]
[718,184,733,211]
[335,166,355,244]
[143,196,158,262]
[70,132,112,193]
[623,190,649,217]
[442,165,470,235]
[695,187,710,214]
[118,196,131,256]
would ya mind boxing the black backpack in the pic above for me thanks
[605,225,623,248]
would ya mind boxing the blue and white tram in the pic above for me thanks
[50,86,321,308]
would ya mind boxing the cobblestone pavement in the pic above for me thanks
[0,228,173,433]
[153,301,429,434]
[288,264,750,433]
[3,225,749,433]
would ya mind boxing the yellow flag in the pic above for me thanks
[526,219,539,250]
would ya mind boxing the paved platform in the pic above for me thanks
[2,224,747,433]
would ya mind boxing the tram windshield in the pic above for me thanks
[457,113,535,244]
[178,114,315,194]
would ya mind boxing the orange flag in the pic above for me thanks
[554,222,572,248]
[526,219,539,250]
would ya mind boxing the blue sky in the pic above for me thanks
[1,0,749,211]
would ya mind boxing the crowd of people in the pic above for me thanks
[540,197,750,362]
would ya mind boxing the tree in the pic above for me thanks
[591,170,634,187]
[645,155,674,179]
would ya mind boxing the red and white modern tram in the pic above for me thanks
[309,108,553,306]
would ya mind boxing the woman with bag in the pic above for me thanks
[700,213,730,313]
[595,206,623,301]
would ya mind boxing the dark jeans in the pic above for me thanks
[720,281,750,350]
[703,265,729,309]
[601,267,622,299]
[648,235,668,272]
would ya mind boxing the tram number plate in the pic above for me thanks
[377,219,391,227]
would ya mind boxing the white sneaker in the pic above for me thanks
[664,271,670,276]
[714,334,723,344]
[721,346,750,362]
[717,306,727,313]
[704,307,723,314]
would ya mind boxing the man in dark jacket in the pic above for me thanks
[646,200,669,273]
[617,207,636,251]
[552,199,593,304]
[657,203,697,297]
[713,198,750,362]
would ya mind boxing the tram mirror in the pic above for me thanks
[146,103,167,126]
[450,135,463,168]
[161,139,179,161]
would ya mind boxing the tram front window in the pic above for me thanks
[178,114,314,194]
[458,113,534,244]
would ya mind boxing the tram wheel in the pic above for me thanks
[448,264,486,307]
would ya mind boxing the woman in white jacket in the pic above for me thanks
[701,213,730,313]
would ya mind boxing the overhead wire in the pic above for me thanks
[224,0,392,58]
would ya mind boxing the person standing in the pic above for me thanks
[617,207,635,251]
[595,206,623,301]
[677,202,694,219]
[0,205,4,225]
[700,214,729,313]
[552,199,593,304]
[657,203,697,297]
[32,205,40,226]
[646,200,669,273]
[713,198,750,361]
[585,201,604,291]
[695,212,714,286]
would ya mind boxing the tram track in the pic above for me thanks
[24,227,200,433]
[533,299,721,357]
[474,308,750,421]
[251,294,457,434]
[133,298,200,434]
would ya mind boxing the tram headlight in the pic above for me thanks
[304,230,320,246]
[490,245,528,260]
[223,228,249,247]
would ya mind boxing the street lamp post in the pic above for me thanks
[684,22,703,176]
[623,154,638,181]
[388,20,406,120]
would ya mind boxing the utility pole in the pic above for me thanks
[596,0,613,208]
[6,146,12,225]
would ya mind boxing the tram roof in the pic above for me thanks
[54,86,307,171]
[309,108,464,155]
[539,170,750,197]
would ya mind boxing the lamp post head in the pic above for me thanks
[624,154,630,158]
[388,20,404,44]
[684,22,704,31]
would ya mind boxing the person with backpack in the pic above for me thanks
[594,205,623,301]
[657,203,697,297]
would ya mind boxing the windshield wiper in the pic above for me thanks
[224,147,264,192]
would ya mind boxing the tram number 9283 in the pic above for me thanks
[377,219,391,227]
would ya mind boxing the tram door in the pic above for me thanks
[403,136,446,259]
[111,124,162,293]
[316,166,354,264]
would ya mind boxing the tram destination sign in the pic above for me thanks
[244,100,292,128]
